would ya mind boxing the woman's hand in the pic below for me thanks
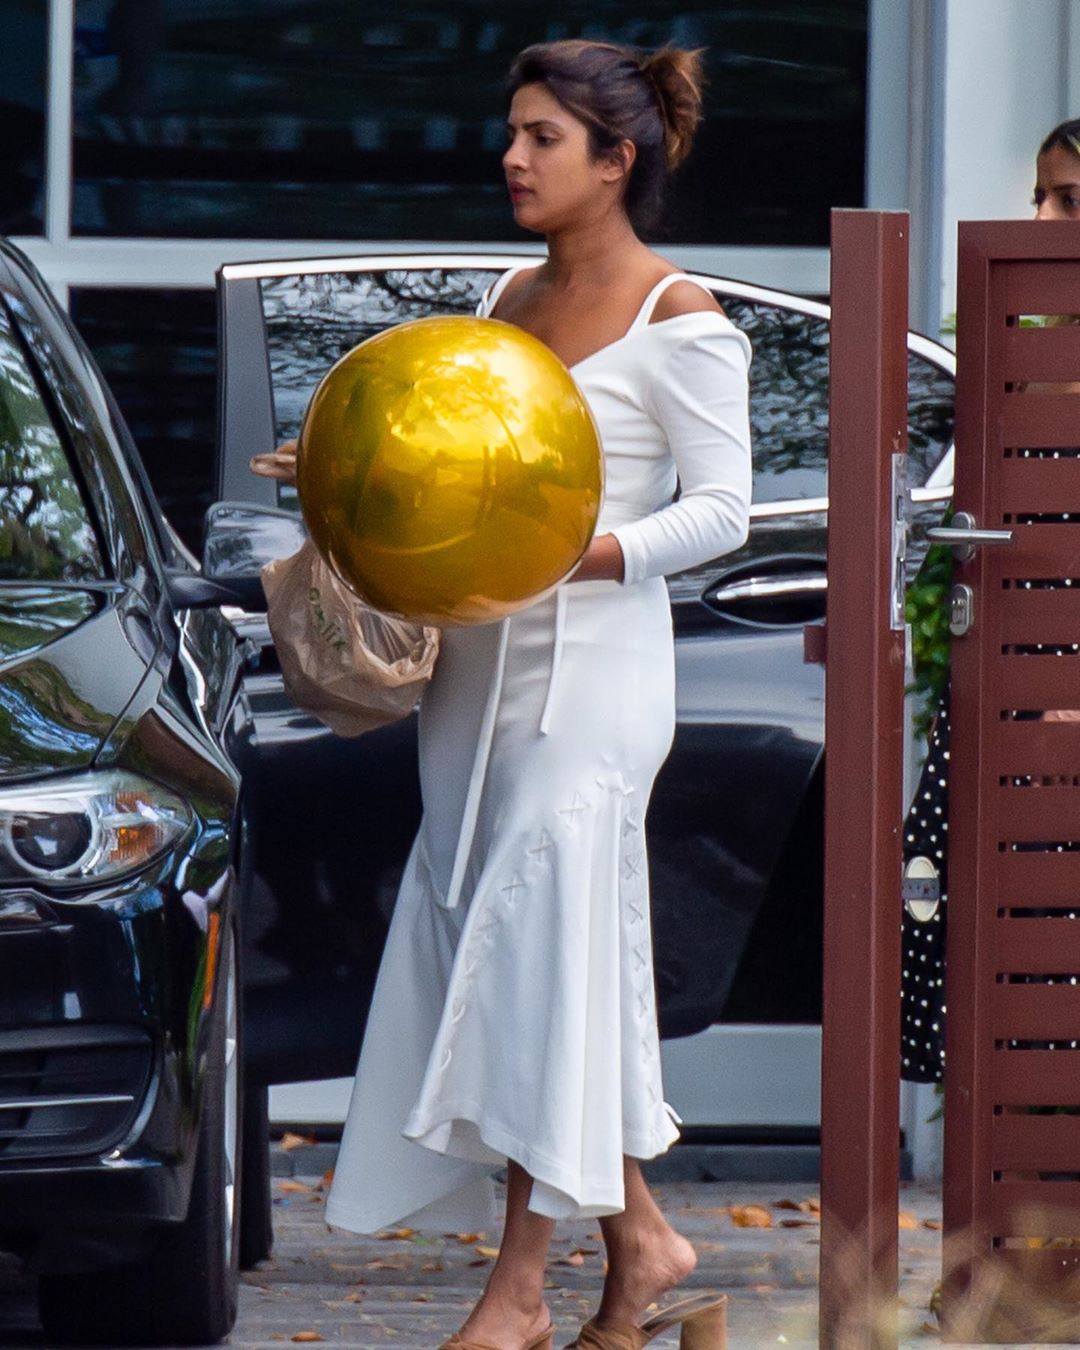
[250,439,298,484]
[569,533,625,583]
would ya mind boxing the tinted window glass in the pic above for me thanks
[0,304,104,581]
[718,296,954,505]
[1,0,46,233]
[69,287,217,552]
[72,0,865,244]
[260,267,498,511]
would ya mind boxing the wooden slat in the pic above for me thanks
[992,1049,1080,1105]
[1002,393,1080,449]
[998,588,1080,643]
[1003,324,1080,385]
[995,720,1080,777]
[998,654,1080,707]
[1001,456,1080,515]
[991,1181,1080,1236]
[995,523,1080,580]
[1003,261,1080,315]
[994,787,1080,840]
[993,983,1080,1039]
[996,918,1080,972]
[993,1111,1080,1171]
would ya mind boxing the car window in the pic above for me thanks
[0,300,104,582]
[260,267,500,512]
[717,295,955,506]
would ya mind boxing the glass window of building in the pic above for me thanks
[72,0,866,244]
[69,288,217,552]
[1,0,46,234]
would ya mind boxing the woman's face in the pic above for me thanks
[1033,143,1080,220]
[503,82,629,233]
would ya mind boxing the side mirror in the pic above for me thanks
[165,569,266,611]
[200,501,308,612]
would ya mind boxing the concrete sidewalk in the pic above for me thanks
[234,1151,945,1350]
[0,1147,1019,1349]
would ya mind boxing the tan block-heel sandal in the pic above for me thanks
[440,1325,554,1350]
[568,1294,727,1350]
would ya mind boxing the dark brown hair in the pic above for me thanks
[1040,117,1080,159]
[506,39,705,233]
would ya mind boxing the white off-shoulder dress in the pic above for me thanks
[325,268,752,1231]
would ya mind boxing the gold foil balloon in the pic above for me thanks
[296,315,603,626]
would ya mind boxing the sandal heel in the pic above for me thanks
[678,1300,727,1350]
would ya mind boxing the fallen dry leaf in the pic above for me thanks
[421,1260,443,1272]
[278,1180,313,1194]
[452,1232,485,1243]
[474,1245,500,1259]
[774,1199,804,1211]
[319,1168,335,1189]
[923,1219,943,1231]
[413,1293,433,1302]
[364,1257,409,1270]
[750,1283,778,1293]
[569,1246,599,1257]
[468,1257,491,1267]
[729,1204,773,1228]
[779,1219,818,1228]
[554,1252,585,1267]
[343,1292,364,1304]
[898,1211,918,1230]
[291,1334,324,1344]
[280,1131,317,1152]
[376,1228,416,1241]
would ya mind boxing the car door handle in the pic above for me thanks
[706,573,827,606]
[926,511,1013,561]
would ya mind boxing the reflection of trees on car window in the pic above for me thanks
[0,312,101,582]
[261,269,499,509]
[722,297,955,504]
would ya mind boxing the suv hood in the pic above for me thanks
[0,587,149,780]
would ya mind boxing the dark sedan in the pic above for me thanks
[0,240,254,1346]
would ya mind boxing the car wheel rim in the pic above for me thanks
[222,936,239,1268]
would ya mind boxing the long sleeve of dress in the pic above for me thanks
[610,326,752,586]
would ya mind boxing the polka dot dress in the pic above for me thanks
[901,684,949,1083]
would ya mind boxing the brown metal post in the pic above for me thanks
[819,209,909,1349]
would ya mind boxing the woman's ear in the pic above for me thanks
[599,138,636,184]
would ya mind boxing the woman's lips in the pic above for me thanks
[508,184,533,202]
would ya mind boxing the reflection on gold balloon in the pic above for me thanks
[297,316,603,626]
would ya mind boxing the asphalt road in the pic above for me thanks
[0,1171,948,1349]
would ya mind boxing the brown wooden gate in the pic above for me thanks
[943,220,1080,1343]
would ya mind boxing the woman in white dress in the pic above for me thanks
[321,39,753,1350]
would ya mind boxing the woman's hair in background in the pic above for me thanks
[506,40,705,233]
[1040,116,1080,158]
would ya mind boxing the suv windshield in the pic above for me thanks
[0,301,103,582]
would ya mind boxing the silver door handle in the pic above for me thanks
[926,511,1013,561]
[707,573,827,605]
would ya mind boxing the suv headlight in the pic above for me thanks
[0,771,192,887]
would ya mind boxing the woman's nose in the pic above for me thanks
[503,136,526,172]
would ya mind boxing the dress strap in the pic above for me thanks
[627,272,713,332]
[479,262,542,318]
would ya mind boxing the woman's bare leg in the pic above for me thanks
[596,1158,698,1327]
[457,1160,554,1348]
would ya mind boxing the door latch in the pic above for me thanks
[949,582,974,637]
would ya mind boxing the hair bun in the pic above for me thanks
[640,47,705,170]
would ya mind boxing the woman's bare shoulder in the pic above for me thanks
[651,277,726,322]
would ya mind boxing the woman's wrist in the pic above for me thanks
[570,532,625,583]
